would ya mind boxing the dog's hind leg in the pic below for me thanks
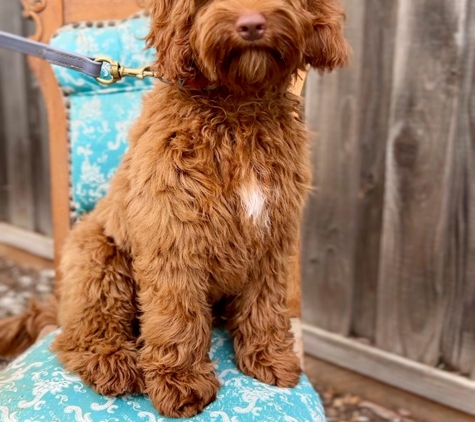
[51,217,144,396]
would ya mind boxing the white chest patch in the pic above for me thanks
[240,180,268,226]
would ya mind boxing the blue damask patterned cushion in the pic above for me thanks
[0,15,326,422]
[0,329,325,421]
[50,16,156,216]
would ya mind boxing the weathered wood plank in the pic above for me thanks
[0,69,8,222]
[351,0,398,341]
[469,3,475,380]
[301,1,365,335]
[376,0,468,365]
[0,8,53,235]
[0,222,53,261]
[26,59,52,236]
[0,0,35,230]
[305,354,475,422]
[304,324,475,415]
[441,0,475,379]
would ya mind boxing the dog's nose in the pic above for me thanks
[236,13,267,41]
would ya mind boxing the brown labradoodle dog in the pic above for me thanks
[3,0,349,418]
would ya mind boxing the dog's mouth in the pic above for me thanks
[190,4,307,91]
[220,46,290,85]
[192,36,304,91]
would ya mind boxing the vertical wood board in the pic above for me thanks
[376,0,468,365]
[27,55,52,236]
[0,66,8,221]
[440,0,475,379]
[0,0,35,230]
[0,6,52,235]
[301,0,365,335]
[351,0,399,341]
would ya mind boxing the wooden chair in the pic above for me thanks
[0,1,321,420]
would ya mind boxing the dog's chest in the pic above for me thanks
[210,130,301,232]
[231,165,296,234]
[239,177,268,227]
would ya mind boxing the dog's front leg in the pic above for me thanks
[228,252,302,388]
[135,256,220,418]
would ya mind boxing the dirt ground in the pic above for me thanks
[0,254,418,422]
[320,390,418,422]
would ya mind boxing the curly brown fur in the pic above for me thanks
[0,296,57,357]
[51,218,144,396]
[1,0,348,417]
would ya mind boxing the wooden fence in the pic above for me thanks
[302,0,475,408]
[0,0,51,236]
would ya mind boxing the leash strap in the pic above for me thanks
[0,31,102,78]
[0,31,198,87]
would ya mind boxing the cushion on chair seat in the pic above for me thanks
[0,329,326,421]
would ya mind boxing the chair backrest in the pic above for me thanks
[24,0,306,320]
[24,0,145,268]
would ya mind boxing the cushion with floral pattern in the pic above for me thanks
[0,329,325,421]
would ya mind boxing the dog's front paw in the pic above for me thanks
[237,348,301,388]
[145,366,220,418]
[52,336,144,396]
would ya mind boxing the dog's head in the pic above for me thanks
[146,0,349,91]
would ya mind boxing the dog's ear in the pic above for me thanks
[304,0,350,71]
[146,0,195,81]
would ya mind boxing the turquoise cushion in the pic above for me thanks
[50,16,156,216]
[0,329,325,421]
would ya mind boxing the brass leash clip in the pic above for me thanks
[94,56,159,85]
